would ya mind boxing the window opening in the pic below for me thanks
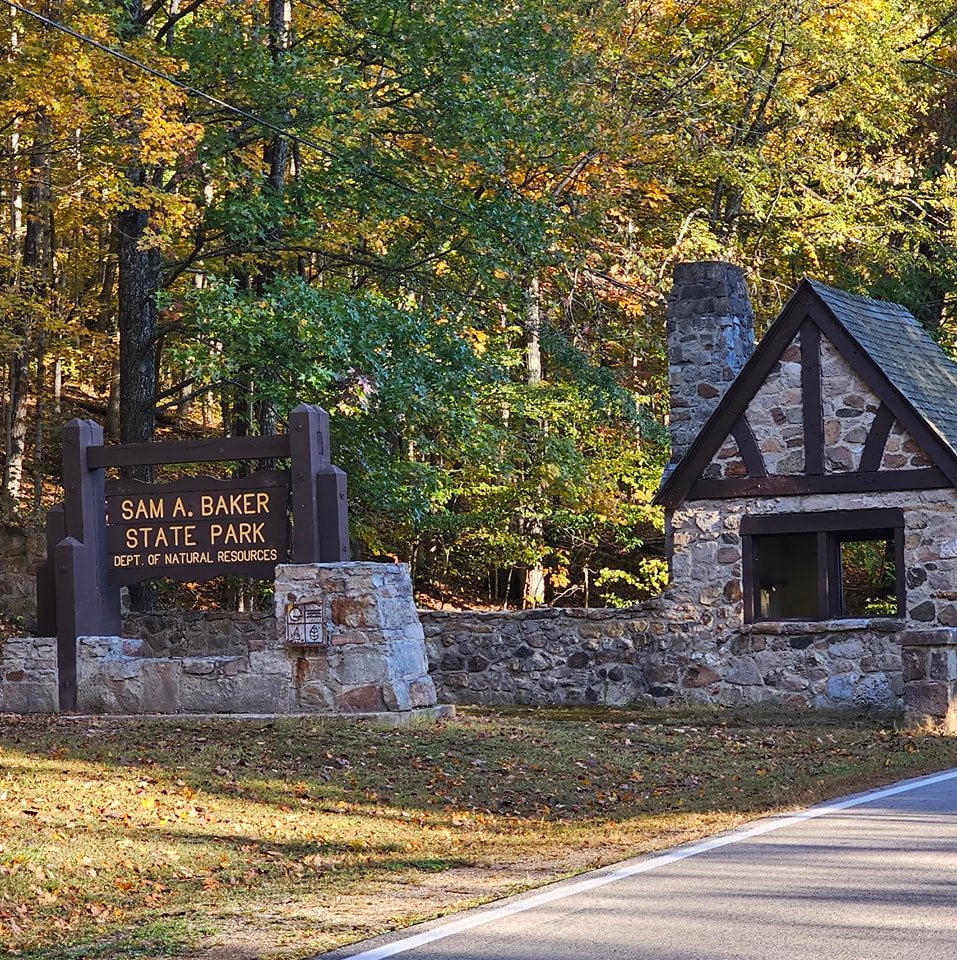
[741,509,904,623]
[838,534,898,617]
[755,533,819,620]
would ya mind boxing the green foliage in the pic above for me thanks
[840,538,898,617]
[8,1,957,605]
[171,275,664,595]
[594,560,669,608]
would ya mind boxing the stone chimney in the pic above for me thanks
[666,261,755,465]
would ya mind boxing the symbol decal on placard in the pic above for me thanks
[286,602,328,646]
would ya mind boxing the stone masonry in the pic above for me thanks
[0,636,58,713]
[670,487,957,629]
[743,330,804,474]
[0,597,911,713]
[61,562,440,715]
[275,562,438,713]
[123,610,273,658]
[820,335,879,472]
[0,523,43,632]
[420,606,903,709]
[666,262,755,465]
[900,628,957,733]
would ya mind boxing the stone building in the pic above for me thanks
[656,262,957,726]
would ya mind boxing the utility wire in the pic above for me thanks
[0,0,497,230]
[3,0,338,156]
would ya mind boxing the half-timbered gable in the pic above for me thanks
[659,278,957,508]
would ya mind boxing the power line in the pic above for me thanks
[4,0,339,157]
[0,0,498,231]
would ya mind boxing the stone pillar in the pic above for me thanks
[901,629,957,733]
[666,261,755,465]
[275,562,445,714]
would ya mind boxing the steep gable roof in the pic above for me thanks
[808,281,957,457]
[656,278,957,508]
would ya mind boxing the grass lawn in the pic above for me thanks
[2,706,957,959]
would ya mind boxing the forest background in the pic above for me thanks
[2,0,957,612]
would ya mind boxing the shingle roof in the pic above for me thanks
[808,280,957,459]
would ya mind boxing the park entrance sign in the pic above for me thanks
[37,404,349,709]
[105,472,290,583]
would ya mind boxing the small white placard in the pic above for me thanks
[285,602,328,646]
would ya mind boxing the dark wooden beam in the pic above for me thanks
[800,321,823,475]
[817,530,832,618]
[859,402,895,472]
[35,505,64,637]
[741,507,904,536]
[690,468,949,500]
[894,526,907,615]
[742,534,757,623]
[730,416,767,477]
[88,434,291,469]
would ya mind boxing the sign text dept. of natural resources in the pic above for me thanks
[105,472,290,584]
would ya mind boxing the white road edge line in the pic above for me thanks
[336,765,957,960]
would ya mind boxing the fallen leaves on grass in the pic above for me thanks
[0,708,956,959]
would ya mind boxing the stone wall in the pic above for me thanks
[882,421,933,471]
[0,636,57,713]
[0,523,43,631]
[123,610,272,658]
[75,563,439,716]
[820,334,877,472]
[901,628,957,732]
[0,494,927,716]
[744,330,804,474]
[419,606,902,709]
[670,488,957,630]
[420,605,668,706]
[2,600,909,714]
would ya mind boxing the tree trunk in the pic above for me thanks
[4,352,30,505]
[118,191,161,611]
[6,4,21,267]
[106,356,121,439]
[3,111,51,506]
[266,0,292,204]
[523,275,546,606]
[116,0,163,610]
[95,223,118,332]
[32,336,45,511]
[256,0,292,466]
[118,200,160,461]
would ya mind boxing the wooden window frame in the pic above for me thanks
[741,509,905,623]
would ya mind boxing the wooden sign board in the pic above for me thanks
[105,471,290,584]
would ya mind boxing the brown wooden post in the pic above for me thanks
[54,537,88,710]
[288,404,350,563]
[289,404,326,562]
[56,419,122,709]
[35,504,65,637]
[316,465,350,562]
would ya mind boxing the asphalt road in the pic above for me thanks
[319,768,957,960]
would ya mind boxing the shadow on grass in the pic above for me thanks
[0,704,947,831]
[19,918,202,960]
